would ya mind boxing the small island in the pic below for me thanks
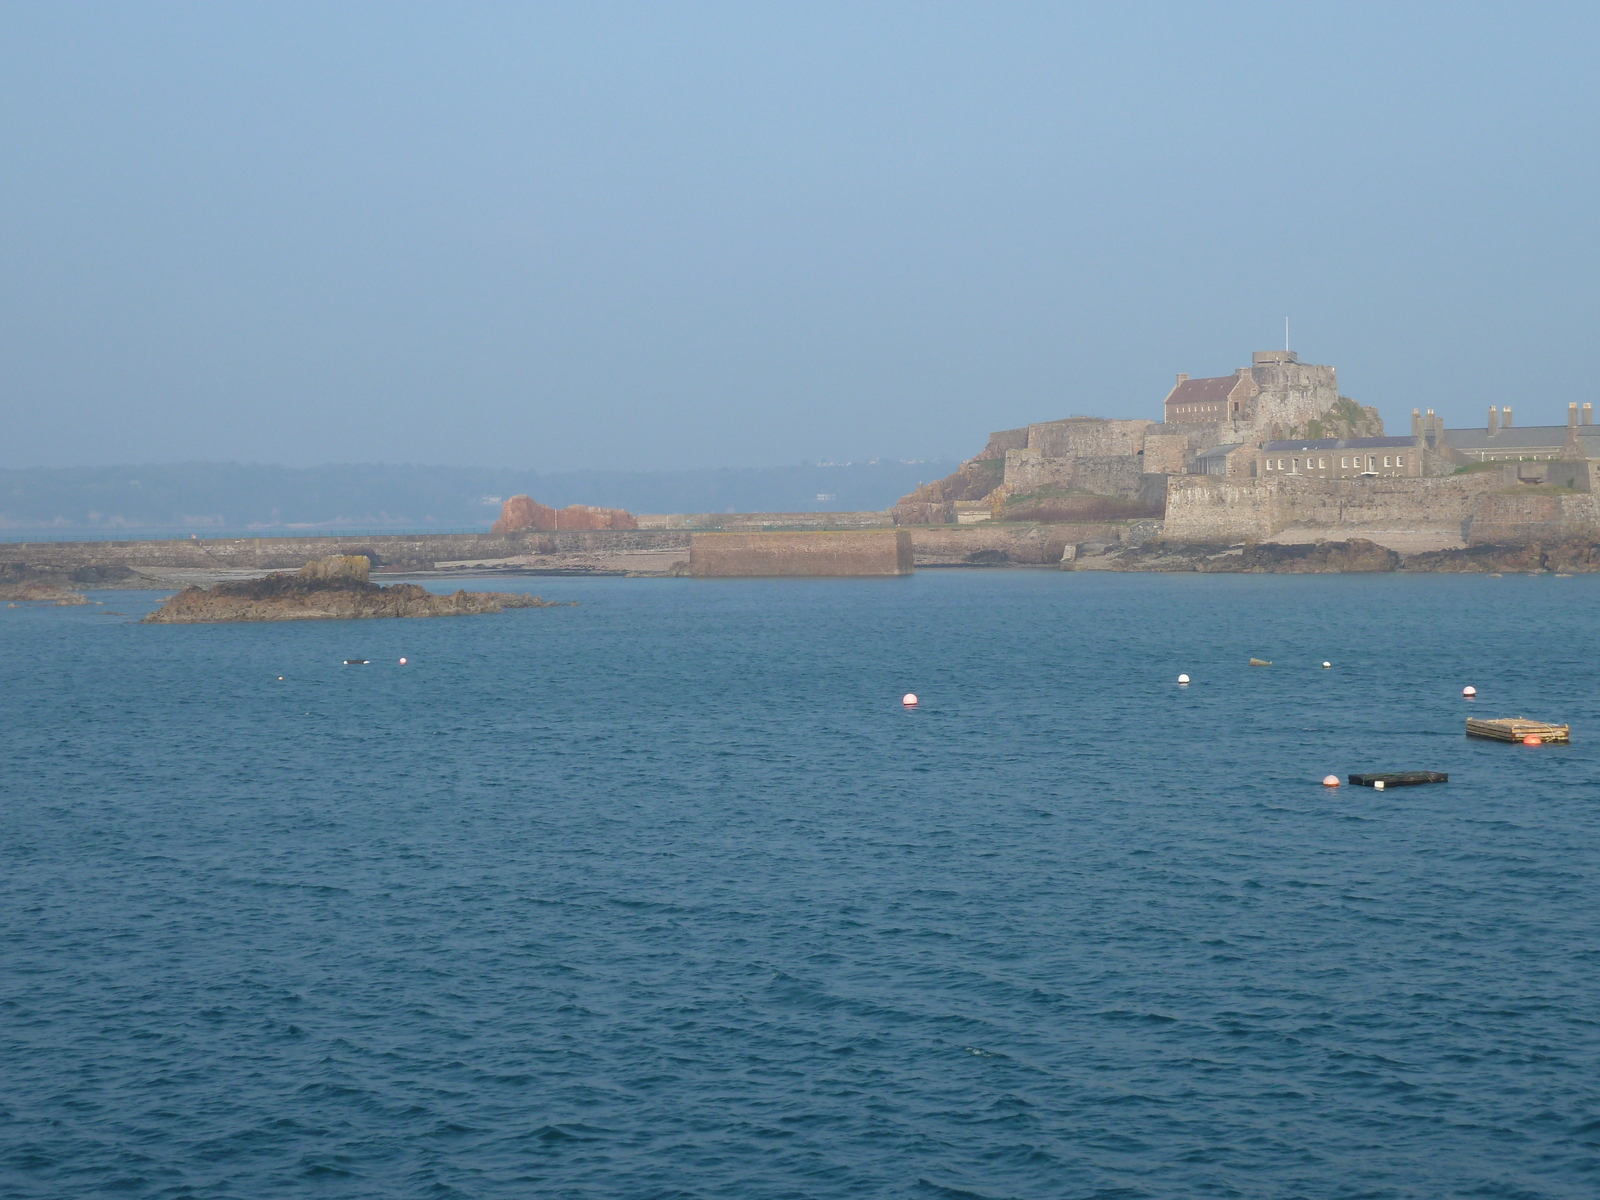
[142,555,568,623]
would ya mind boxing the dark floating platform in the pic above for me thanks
[1348,772,1448,787]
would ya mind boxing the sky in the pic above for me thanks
[3,2,1598,470]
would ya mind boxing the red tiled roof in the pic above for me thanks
[1166,376,1237,406]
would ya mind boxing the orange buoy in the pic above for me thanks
[1462,686,1477,697]
[1523,735,1541,746]
[1322,775,1340,787]
[902,693,918,707]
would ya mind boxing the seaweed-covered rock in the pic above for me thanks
[1071,537,1399,573]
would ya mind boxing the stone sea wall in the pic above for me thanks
[689,531,913,577]
[907,521,1152,565]
[1467,493,1600,544]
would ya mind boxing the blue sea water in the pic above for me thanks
[2,571,1598,1199]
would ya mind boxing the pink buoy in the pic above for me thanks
[902,693,918,707]
[1322,775,1340,787]
[1462,686,1477,697]
[399,657,408,665]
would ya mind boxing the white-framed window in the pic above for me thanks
[1396,455,1405,467]
[1384,456,1392,467]
[1341,457,1349,468]
[1320,458,1327,469]
[1278,459,1286,470]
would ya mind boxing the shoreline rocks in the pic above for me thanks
[1064,536,1600,573]
[141,555,570,623]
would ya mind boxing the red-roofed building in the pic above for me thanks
[1163,370,1259,424]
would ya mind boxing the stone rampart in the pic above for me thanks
[1026,418,1153,458]
[688,531,913,576]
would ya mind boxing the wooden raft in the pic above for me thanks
[1466,717,1571,743]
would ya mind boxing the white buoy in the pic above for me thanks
[1462,685,1477,697]
[902,693,918,707]
[1374,780,1386,790]
[1177,674,1190,684]
[1322,775,1340,787]
[1322,661,1332,669]
[399,657,408,665]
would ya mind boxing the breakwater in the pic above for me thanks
[0,521,1153,579]
[0,529,690,573]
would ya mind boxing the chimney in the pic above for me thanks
[1487,406,1499,434]
[1584,403,1594,426]
[1411,408,1422,437]
[1503,406,1514,428]
[1175,373,1189,385]
[1570,402,1581,428]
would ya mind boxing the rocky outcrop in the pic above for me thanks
[1285,397,1385,441]
[1403,540,1600,572]
[490,495,638,534]
[142,555,568,623]
[1071,537,1401,573]
[892,458,1006,524]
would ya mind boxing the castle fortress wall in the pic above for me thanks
[1003,418,1154,497]
[1164,473,1511,543]
[1246,354,1339,434]
[1469,493,1600,544]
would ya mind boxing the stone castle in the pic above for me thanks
[895,349,1600,549]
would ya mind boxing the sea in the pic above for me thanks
[2,570,1598,1199]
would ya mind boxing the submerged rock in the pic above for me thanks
[0,582,88,604]
[142,555,569,623]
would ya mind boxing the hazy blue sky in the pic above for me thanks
[3,2,1598,470]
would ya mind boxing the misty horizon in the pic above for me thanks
[7,4,1599,472]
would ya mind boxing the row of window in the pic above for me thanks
[1264,455,1405,471]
